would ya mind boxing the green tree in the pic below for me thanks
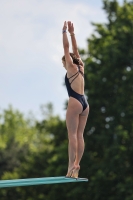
[0,105,32,178]
[81,1,133,199]
[1,1,133,200]
[0,104,68,200]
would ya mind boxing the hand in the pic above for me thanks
[68,21,74,34]
[63,21,67,31]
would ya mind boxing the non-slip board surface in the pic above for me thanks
[0,176,88,188]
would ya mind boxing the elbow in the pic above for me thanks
[63,44,69,50]
[63,43,69,48]
[73,46,78,51]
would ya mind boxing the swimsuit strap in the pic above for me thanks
[68,71,79,80]
[68,65,84,85]
[68,71,79,85]
[77,65,84,77]
[70,72,79,85]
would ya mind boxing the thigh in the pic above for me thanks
[77,105,89,137]
[66,97,82,134]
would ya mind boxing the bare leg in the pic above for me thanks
[66,97,82,176]
[73,106,89,177]
[75,106,89,165]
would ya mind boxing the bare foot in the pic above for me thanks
[71,165,80,178]
[66,166,75,177]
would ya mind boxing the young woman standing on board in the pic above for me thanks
[62,21,89,178]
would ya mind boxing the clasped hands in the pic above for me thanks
[63,21,74,35]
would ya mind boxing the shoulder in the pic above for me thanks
[66,63,78,73]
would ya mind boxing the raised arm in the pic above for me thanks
[68,21,80,58]
[62,21,73,66]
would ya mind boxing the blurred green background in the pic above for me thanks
[0,0,133,199]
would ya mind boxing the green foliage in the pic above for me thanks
[81,1,133,199]
[0,105,68,200]
[0,1,133,199]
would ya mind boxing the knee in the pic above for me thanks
[77,132,84,140]
[68,132,77,140]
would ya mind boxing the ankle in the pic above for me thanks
[68,164,75,170]
[74,163,80,169]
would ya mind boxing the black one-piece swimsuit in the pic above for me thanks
[65,65,88,111]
